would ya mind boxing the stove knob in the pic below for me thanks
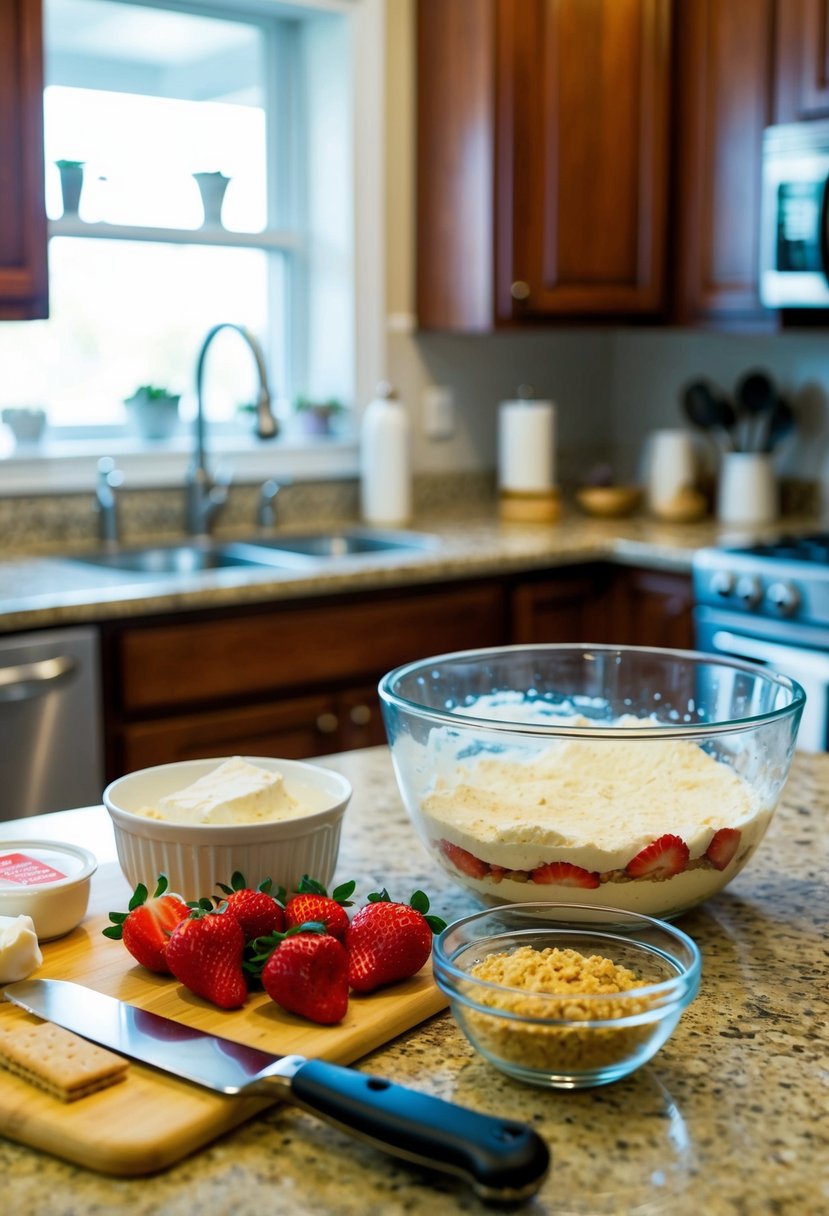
[765,581,800,617]
[709,571,735,598]
[734,575,763,609]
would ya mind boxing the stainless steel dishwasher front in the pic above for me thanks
[0,626,104,818]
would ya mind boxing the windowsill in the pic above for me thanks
[0,431,360,495]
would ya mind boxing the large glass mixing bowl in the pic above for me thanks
[378,645,805,919]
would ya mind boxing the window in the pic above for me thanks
[0,0,382,470]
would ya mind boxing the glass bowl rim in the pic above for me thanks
[378,642,806,740]
[432,901,703,1014]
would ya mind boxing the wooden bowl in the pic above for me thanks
[576,485,641,518]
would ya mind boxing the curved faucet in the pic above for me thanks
[187,323,279,535]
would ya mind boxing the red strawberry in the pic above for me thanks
[283,875,356,943]
[215,873,285,942]
[530,861,601,889]
[626,834,690,880]
[261,928,349,1025]
[102,874,190,974]
[346,889,446,994]
[705,827,742,871]
[437,839,490,879]
[165,908,248,1010]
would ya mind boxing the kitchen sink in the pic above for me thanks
[65,542,293,575]
[234,527,441,560]
[65,529,439,577]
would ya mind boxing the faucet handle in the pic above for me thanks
[95,456,123,545]
[257,478,286,529]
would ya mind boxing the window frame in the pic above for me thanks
[0,0,383,493]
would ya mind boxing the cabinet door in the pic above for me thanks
[0,0,47,319]
[117,693,342,774]
[610,567,695,650]
[510,567,614,643]
[501,0,672,320]
[416,0,671,329]
[672,0,777,328]
[775,0,829,122]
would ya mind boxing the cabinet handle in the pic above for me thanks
[316,712,339,734]
[348,704,372,727]
[510,280,531,301]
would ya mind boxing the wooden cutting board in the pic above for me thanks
[0,862,449,1175]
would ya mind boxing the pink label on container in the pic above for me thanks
[0,852,67,886]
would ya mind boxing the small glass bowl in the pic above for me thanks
[433,903,701,1089]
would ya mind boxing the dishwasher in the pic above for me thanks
[0,626,104,819]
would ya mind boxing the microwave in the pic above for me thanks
[759,119,829,309]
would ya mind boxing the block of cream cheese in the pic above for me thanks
[148,756,301,825]
[0,914,42,983]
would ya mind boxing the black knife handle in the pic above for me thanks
[289,1058,550,1203]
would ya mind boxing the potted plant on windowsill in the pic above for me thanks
[294,396,345,436]
[124,385,181,440]
[56,159,85,217]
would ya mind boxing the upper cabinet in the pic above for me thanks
[416,0,779,332]
[416,0,672,329]
[775,0,829,122]
[672,0,777,329]
[0,0,47,320]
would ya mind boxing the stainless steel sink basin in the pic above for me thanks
[65,529,439,577]
[236,527,440,560]
[66,542,290,575]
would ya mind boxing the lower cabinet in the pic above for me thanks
[103,580,506,777]
[508,564,694,650]
[101,564,695,777]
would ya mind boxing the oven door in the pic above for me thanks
[695,607,828,751]
[760,120,829,308]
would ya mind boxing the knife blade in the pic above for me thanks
[4,979,549,1203]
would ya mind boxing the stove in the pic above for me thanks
[693,533,829,751]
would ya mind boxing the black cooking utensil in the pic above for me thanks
[764,396,796,451]
[681,380,735,448]
[736,369,777,452]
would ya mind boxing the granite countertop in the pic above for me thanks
[1,745,826,1216]
[0,505,813,633]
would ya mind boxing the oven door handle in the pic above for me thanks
[712,630,829,679]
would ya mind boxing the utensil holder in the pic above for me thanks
[716,453,778,525]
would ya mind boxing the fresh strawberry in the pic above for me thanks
[260,927,349,1025]
[437,839,490,879]
[165,907,248,1009]
[530,861,601,889]
[102,874,190,974]
[215,872,285,942]
[346,889,446,994]
[626,834,690,880]
[705,827,742,871]
[283,875,355,942]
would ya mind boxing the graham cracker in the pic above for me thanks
[0,1021,129,1102]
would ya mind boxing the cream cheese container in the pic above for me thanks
[0,841,97,941]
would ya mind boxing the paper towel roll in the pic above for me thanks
[498,399,556,493]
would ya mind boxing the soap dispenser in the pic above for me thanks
[360,381,412,526]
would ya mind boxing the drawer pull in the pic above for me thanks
[316,712,339,734]
[349,704,372,727]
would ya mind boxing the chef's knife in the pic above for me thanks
[4,979,549,1203]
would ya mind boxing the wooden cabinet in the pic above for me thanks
[510,565,615,642]
[102,580,506,777]
[607,566,695,649]
[0,0,47,320]
[416,0,673,329]
[774,0,829,122]
[416,0,785,332]
[510,564,694,649]
[672,0,777,329]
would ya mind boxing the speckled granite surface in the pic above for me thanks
[1,746,826,1216]
[0,495,819,633]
